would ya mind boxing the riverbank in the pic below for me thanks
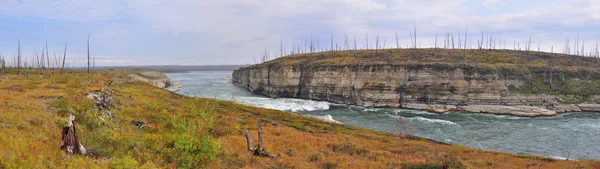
[1,68,598,168]
[401,103,599,117]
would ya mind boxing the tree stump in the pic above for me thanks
[60,114,86,154]
[244,120,277,158]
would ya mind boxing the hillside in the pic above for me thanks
[1,68,598,168]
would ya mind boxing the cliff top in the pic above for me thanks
[247,49,600,71]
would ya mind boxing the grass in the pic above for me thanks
[253,48,600,71]
[0,68,599,168]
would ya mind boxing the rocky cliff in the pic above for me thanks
[232,49,600,116]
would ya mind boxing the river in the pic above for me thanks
[165,71,600,160]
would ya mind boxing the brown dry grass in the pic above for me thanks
[0,68,598,168]
[250,48,600,72]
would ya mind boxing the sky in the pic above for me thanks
[0,0,599,66]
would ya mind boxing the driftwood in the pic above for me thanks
[93,80,116,118]
[60,114,86,154]
[131,120,148,129]
[244,120,277,158]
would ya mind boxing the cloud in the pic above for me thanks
[0,0,599,65]
[0,0,124,22]
[483,0,505,10]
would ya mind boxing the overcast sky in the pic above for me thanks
[0,0,599,66]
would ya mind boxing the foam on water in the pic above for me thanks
[307,114,342,124]
[362,108,382,112]
[236,96,330,112]
[394,109,437,115]
[464,113,524,120]
[549,156,568,160]
[406,116,459,126]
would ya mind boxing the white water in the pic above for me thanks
[166,71,600,160]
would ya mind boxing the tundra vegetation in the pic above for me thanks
[0,31,599,168]
[0,68,599,168]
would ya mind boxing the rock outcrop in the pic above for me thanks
[232,50,600,116]
[127,71,180,91]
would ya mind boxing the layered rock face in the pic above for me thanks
[232,64,597,116]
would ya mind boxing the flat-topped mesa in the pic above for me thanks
[232,49,600,116]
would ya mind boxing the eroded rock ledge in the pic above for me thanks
[232,63,600,117]
[127,71,181,92]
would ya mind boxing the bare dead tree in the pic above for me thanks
[1,56,5,78]
[61,41,67,74]
[451,33,455,49]
[35,49,40,73]
[457,32,462,50]
[538,39,542,52]
[87,34,91,85]
[576,34,579,56]
[303,36,307,53]
[527,33,532,51]
[41,47,46,69]
[581,40,585,57]
[413,23,417,49]
[596,42,600,63]
[525,33,532,57]
[375,34,380,54]
[46,41,50,68]
[330,32,334,52]
[434,32,438,49]
[464,28,468,56]
[365,33,369,50]
[54,52,58,69]
[344,34,349,50]
[353,35,357,50]
[479,31,484,49]
[409,30,414,49]
[444,33,447,49]
[447,33,451,49]
[395,31,400,50]
[310,36,313,53]
[317,34,320,52]
[17,38,21,74]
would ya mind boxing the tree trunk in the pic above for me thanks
[245,128,253,151]
[61,41,67,74]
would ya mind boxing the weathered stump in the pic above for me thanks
[244,120,277,158]
[60,114,86,154]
